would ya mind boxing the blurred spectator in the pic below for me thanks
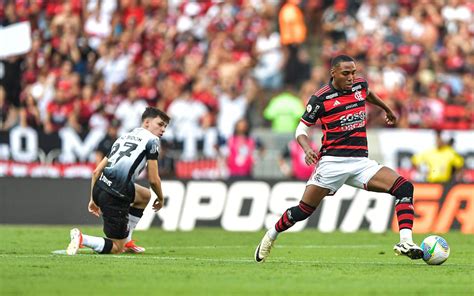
[158,139,176,179]
[89,104,110,132]
[263,86,304,133]
[115,86,148,135]
[253,20,284,90]
[411,131,464,183]
[0,57,23,130]
[299,66,326,101]
[19,89,42,130]
[279,0,307,46]
[94,43,131,92]
[279,0,308,86]
[441,0,472,34]
[74,84,100,131]
[321,3,355,42]
[84,2,112,50]
[226,118,263,180]
[279,139,317,180]
[198,112,225,160]
[0,86,16,130]
[43,81,78,134]
[95,118,120,164]
[167,83,208,160]
[216,85,249,140]
[29,72,56,123]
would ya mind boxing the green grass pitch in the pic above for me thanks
[0,226,473,295]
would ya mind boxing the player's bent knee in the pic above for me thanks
[134,184,151,201]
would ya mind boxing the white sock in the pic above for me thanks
[400,229,413,243]
[266,227,279,240]
[82,234,105,253]
[127,214,141,242]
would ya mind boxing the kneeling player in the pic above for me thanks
[66,107,169,255]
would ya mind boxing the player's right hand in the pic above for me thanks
[88,200,101,217]
[152,198,163,212]
[304,149,319,165]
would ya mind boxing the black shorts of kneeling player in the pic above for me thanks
[92,183,130,240]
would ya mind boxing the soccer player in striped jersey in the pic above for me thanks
[255,55,423,262]
[66,107,169,255]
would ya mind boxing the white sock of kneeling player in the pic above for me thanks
[127,207,144,242]
[82,234,106,253]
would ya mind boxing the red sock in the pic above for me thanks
[395,202,414,230]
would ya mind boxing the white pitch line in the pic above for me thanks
[146,244,384,250]
[1,253,473,267]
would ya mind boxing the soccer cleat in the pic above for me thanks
[124,240,145,253]
[254,233,275,263]
[66,228,83,255]
[393,241,423,260]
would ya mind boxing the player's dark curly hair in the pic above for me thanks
[331,55,355,68]
[141,107,170,124]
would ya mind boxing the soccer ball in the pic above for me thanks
[420,235,450,265]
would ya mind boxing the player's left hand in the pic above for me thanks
[88,200,101,217]
[152,198,163,212]
[385,110,397,125]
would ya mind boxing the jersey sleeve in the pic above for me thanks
[145,138,160,160]
[300,95,324,126]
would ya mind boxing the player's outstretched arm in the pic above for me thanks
[147,159,164,212]
[366,91,397,126]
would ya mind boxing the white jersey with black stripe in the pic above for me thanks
[98,127,160,199]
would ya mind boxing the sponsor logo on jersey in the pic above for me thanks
[150,144,158,154]
[99,174,112,186]
[308,104,320,119]
[333,100,341,107]
[355,90,364,101]
[339,111,367,131]
[345,103,358,110]
[352,85,362,92]
[325,92,339,100]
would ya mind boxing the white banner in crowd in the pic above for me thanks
[0,21,32,58]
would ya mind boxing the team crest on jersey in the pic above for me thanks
[355,90,364,101]
[306,104,312,113]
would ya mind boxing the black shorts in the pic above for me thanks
[92,183,130,240]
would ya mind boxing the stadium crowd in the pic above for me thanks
[0,0,473,175]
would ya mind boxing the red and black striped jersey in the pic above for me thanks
[301,77,369,157]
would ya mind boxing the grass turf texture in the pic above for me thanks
[0,226,473,296]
